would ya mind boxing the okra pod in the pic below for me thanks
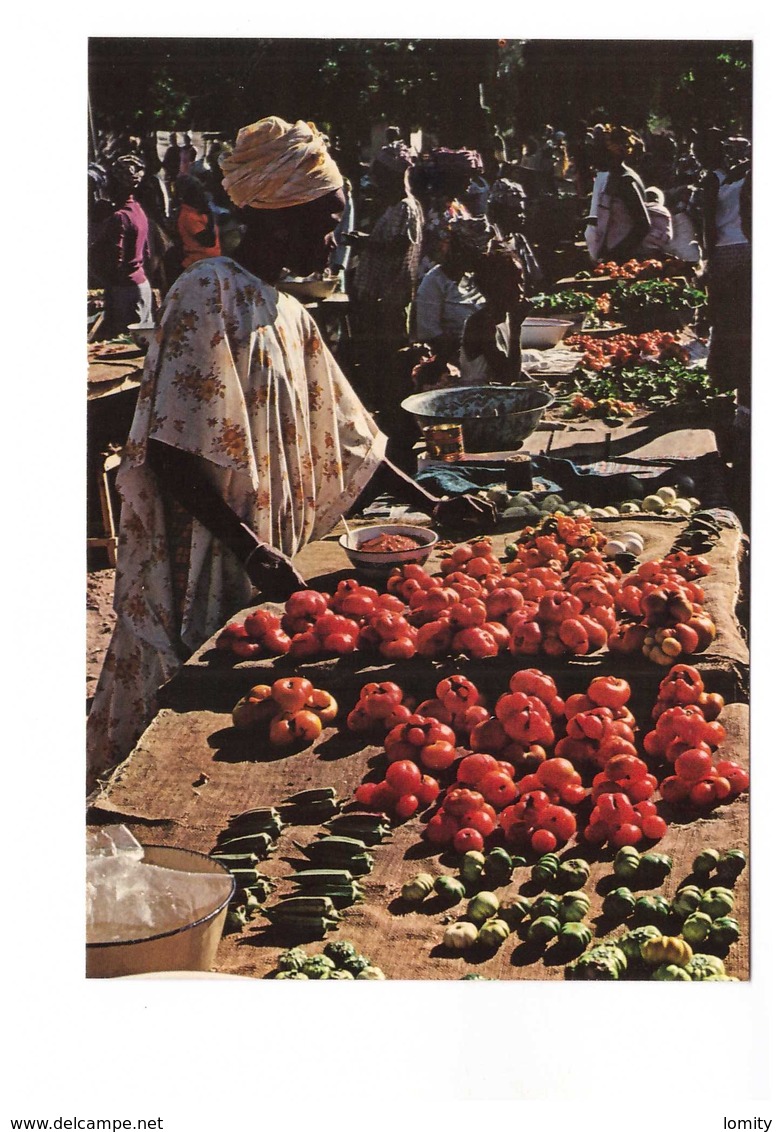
[291,869,356,886]
[214,832,275,855]
[274,895,339,917]
[263,914,338,937]
[279,799,341,823]
[209,852,260,870]
[310,835,370,853]
[284,787,338,805]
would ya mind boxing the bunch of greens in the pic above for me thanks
[529,289,597,315]
[610,279,706,316]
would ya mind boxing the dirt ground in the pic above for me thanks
[86,567,116,710]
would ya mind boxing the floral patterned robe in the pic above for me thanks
[88,257,385,782]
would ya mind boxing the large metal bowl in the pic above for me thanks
[401,385,554,453]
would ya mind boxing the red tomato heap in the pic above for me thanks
[230,676,337,749]
[216,608,292,659]
[610,555,716,665]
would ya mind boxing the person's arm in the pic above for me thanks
[353,457,497,530]
[146,439,308,600]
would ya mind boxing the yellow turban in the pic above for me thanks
[219,116,343,210]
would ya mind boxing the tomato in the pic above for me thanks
[394,793,420,819]
[453,827,485,854]
[452,626,500,659]
[271,676,314,713]
[715,761,750,795]
[495,760,518,780]
[698,692,726,721]
[476,771,519,809]
[462,808,497,837]
[603,754,647,783]
[659,775,691,804]
[538,804,577,842]
[559,781,588,806]
[457,752,500,785]
[425,812,460,846]
[385,759,423,796]
[230,638,263,660]
[436,675,481,713]
[354,782,379,806]
[244,608,278,639]
[688,779,719,807]
[536,757,580,790]
[322,630,358,655]
[415,775,441,806]
[469,717,509,755]
[416,620,454,659]
[674,748,714,783]
[587,675,631,710]
[420,741,458,770]
[456,704,491,732]
[379,636,418,661]
[611,822,644,847]
[622,774,658,803]
[339,590,378,619]
[529,828,558,854]
[306,688,339,724]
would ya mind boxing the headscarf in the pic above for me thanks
[219,116,343,210]
[109,154,145,194]
[488,177,527,212]
[443,215,495,256]
[428,147,484,173]
[605,125,643,158]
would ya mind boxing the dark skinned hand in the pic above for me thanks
[432,493,498,532]
[244,543,309,603]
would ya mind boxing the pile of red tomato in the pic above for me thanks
[217,519,716,669]
[644,666,749,808]
[567,329,690,372]
[347,666,748,855]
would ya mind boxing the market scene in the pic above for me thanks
[86,38,751,983]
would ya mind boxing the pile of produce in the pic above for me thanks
[230,676,338,747]
[565,329,691,368]
[609,278,706,320]
[346,666,747,858]
[566,357,713,410]
[272,939,385,979]
[529,289,597,317]
[212,807,283,932]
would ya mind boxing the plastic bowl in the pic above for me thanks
[520,317,574,349]
[86,845,235,979]
[401,385,554,453]
[338,524,438,580]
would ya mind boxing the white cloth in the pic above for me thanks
[715,174,749,247]
[87,257,385,780]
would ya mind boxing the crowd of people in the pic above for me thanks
[86,112,752,786]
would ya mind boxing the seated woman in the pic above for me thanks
[414,215,493,365]
[459,243,533,385]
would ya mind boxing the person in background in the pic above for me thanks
[486,177,544,293]
[87,115,495,785]
[585,125,650,265]
[348,139,424,410]
[414,215,493,366]
[89,154,153,338]
[162,132,181,195]
[459,242,532,384]
[179,132,197,177]
[174,173,222,271]
[417,147,482,278]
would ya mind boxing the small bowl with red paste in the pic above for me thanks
[338,524,438,580]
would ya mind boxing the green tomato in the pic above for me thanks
[531,857,559,886]
[693,848,721,877]
[558,921,593,954]
[636,852,673,887]
[557,859,590,891]
[355,965,386,980]
[526,915,561,944]
[633,895,671,927]
[531,894,561,920]
[401,872,435,903]
[652,963,692,981]
[699,887,735,919]
[443,922,479,951]
[709,916,741,948]
[672,887,703,918]
[497,896,532,929]
[685,953,726,981]
[613,847,641,881]
[459,850,486,887]
[716,850,747,884]
[559,891,591,923]
[466,891,501,926]
[433,875,467,906]
[617,925,662,964]
[603,886,636,920]
[483,847,515,886]
[477,917,512,949]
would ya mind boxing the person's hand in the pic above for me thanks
[244,543,308,603]
[431,494,498,531]
[343,230,370,246]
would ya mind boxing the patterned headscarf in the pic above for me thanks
[109,154,145,193]
[443,215,495,256]
[219,116,343,210]
[488,177,527,212]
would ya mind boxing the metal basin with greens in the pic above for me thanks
[401,385,554,453]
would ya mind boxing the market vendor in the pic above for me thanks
[459,242,533,384]
[584,125,651,265]
[87,115,495,785]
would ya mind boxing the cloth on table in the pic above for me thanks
[87,256,386,782]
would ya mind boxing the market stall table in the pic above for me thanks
[88,522,749,981]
